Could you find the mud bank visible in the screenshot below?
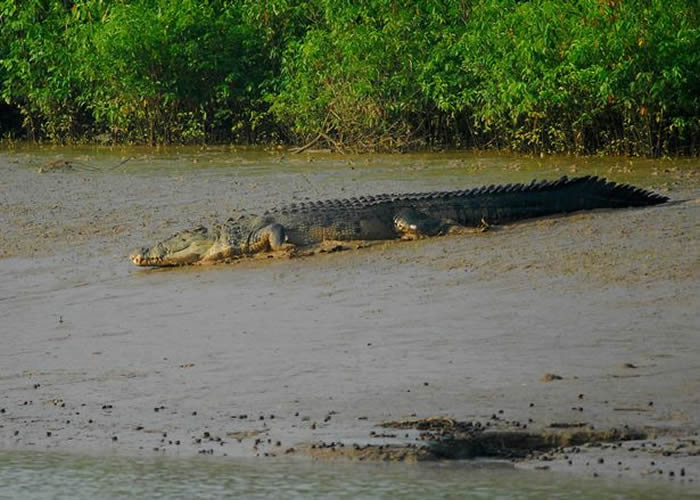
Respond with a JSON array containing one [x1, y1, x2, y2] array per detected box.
[[298, 416, 699, 483], [1, 147, 699, 487]]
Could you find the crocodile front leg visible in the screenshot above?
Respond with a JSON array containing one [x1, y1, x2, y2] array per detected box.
[[393, 208, 448, 239], [246, 223, 296, 253]]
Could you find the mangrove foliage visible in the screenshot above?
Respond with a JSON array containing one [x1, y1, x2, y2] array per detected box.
[[1, 0, 698, 155]]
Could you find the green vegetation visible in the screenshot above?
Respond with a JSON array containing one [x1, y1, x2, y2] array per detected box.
[[1, 0, 698, 155]]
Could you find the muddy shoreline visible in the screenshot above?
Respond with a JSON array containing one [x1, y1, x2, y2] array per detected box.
[[1, 147, 699, 486]]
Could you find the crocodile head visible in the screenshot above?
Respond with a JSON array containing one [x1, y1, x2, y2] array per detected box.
[[130, 226, 222, 266]]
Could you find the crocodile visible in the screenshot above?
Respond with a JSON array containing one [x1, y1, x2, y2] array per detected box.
[[130, 175, 668, 267]]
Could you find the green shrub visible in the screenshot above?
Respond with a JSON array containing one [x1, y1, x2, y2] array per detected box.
[[84, 0, 268, 144], [270, 1, 461, 151], [0, 0, 90, 141], [425, 0, 700, 154], [0, 0, 697, 153]]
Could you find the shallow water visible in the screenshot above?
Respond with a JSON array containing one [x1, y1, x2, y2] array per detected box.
[[1, 146, 699, 492], [0, 450, 695, 499]]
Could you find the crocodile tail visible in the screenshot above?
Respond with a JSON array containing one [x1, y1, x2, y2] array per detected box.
[[560, 175, 669, 208], [431, 175, 669, 226]]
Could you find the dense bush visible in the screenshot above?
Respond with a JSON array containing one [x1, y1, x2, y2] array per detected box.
[[0, 0, 88, 140], [270, 2, 447, 151], [86, 0, 270, 144], [0, 0, 270, 143], [430, 0, 700, 155], [1, 0, 698, 154]]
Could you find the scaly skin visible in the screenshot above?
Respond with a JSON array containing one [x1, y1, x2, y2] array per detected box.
[[130, 176, 669, 267]]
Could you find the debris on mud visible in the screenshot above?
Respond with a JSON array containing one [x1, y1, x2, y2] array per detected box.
[[540, 373, 564, 382], [37, 160, 78, 173], [383, 417, 648, 460], [226, 429, 267, 441], [297, 416, 650, 463]]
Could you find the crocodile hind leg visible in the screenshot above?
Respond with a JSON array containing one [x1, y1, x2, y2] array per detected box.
[[247, 223, 296, 253], [393, 208, 448, 240], [445, 217, 490, 235]]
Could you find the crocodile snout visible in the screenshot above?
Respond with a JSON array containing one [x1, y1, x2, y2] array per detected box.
[[130, 248, 158, 266]]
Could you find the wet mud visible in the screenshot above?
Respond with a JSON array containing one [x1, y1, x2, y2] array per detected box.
[[0, 146, 699, 485]]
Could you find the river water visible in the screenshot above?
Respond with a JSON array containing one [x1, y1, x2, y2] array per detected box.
[[0, 450, 694, 499], [1, 146, 698, 497]]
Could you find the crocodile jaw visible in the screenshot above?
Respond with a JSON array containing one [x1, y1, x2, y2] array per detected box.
[[130, 226, 219, 267]]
